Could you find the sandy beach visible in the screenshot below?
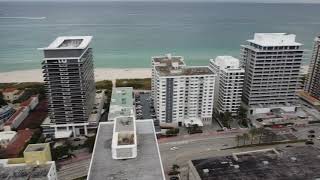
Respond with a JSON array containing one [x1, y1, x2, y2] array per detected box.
[[0, 65, 309, 83], [0, 68, 151, 83]]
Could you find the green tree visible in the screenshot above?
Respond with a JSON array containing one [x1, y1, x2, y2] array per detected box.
[[84, 136, 96, 153], [256, 127, 265, 144], [235, 135, 242, 146], [249, 128, 258, 144], [222, 111, 232, 128], [237, 106, 248, 127], [242, 133, 250, 145], [0, 92, 7, 107]]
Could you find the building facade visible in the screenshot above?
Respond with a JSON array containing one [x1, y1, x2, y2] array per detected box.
[[305, 35, 320, 100], [0, 105, 15, 126], [152, 54, 215, 126], [209, 56, 244, 115], [241, 33, 304, 112], [40, 36, 96, 138]]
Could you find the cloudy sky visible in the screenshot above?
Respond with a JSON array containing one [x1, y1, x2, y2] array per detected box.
[[0, 0, 319, 2]]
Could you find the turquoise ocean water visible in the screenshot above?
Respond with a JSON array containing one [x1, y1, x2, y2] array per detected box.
[[0, 1, 320, 72]]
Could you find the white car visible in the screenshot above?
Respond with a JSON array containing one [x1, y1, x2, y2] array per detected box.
[[170, 146, 179, 151], [316, 136, 320, 140]]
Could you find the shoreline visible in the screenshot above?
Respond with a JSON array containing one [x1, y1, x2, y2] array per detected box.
[[0, 65, 309, 83], [0, 68, 151, 83]]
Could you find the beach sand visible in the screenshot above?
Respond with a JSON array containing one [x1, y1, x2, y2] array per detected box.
[[0, 65, 309, 83], [0, 68, 151, 83]]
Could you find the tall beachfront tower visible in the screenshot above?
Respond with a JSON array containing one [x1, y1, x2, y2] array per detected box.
[[40, 36, 96, 137], [241, 33, 305, 112], [305, 36, 320, 100], [151, 54, 215, 126], [209, 56, 244, 115]]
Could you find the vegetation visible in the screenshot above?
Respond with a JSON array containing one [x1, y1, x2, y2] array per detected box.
[[28, 129, 45, 144], [51, 141, 75, 161], [95, 80, 113, 121], [237, 106, 248, 127], [0, 92, 7, 107], [220, 111, 232, 128], [116, 78, 151, 90], [83, 135, 96, 153], [96, 80, 112, 90], [235, 127, 268, 147], [187, 124, 203, 134], [168, 164, 180, 176], [166, 128, 180, 136], [0, 82, 46, 102]]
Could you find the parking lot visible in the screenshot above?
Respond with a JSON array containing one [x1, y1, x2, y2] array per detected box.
[[134, 91, 157, 121]]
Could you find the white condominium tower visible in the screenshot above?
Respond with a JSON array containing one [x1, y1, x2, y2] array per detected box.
[[305, 35, 320, 100], [151, 54, 215, 126], [241, 33, 304, 109], [40, 36, 96, 137], [209, 56, 244, 115]]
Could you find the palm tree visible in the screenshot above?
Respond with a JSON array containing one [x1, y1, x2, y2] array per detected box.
[[242, 133, 250, 145], [256, 127, 264, 144], [249, 128, 258, 144], [235, 135, 242, 146]]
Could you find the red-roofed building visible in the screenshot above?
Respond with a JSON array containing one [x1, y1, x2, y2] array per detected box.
[[20, 95, 39, 110], [0, 129, 33, 158], [2, 88, 24, 102], [4, 106, 30, 130]]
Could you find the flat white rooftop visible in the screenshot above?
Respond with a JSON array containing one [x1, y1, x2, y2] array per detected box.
[[212, 56, 241, 70], [88, 120, 165, 180], [40, 36, 92, 50], [247, 33, 302, 46]]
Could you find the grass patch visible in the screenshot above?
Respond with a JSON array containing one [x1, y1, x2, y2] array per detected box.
[[116, 78, 151, 90]]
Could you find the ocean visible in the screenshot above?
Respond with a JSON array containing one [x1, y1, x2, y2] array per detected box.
[[0, 1, 320, 72]]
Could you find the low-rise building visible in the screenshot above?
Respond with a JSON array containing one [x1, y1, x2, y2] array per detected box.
[[4, 106, 30, 130], [2, 88, 24, 102], [108, 87, 134, 122], [0, 143, 57, 180], [3, 95, 39, 131], [0, 131, 16, 148], [0, 105, 15, 126], [189, 146, 320, 180]]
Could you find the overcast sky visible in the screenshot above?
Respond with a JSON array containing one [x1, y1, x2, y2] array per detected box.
[[0, 0, 319, 2]]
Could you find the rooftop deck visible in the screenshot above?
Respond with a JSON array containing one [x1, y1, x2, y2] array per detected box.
[[39, 36, 92, 50], [156, 66, 214, 76]]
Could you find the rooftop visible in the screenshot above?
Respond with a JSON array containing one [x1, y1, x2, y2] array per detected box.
[[88, 120, 165, 180], [156, 66, 214, 76], [108, 87, 134, 121], [247, 33, 302, 46], [211, 56, 242, 70], [40, 36, 92, 50], [2, 88, 17, 93], [0, 159, 53, 180], [24, 143, 48, 152], [190, 146, 320, 180], [152, 54, 185, 66], [114, 116, 135, 132]]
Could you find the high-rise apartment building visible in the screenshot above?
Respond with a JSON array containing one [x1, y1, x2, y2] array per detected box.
[[40, 36, 96, 137], [305, 36, 320, 100], [241, 33, 304, 111], [209, 56, 244, 115], [151, 54, 215, 126]]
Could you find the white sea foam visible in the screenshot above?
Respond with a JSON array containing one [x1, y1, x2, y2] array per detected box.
[[0, 17, 46, 20]]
